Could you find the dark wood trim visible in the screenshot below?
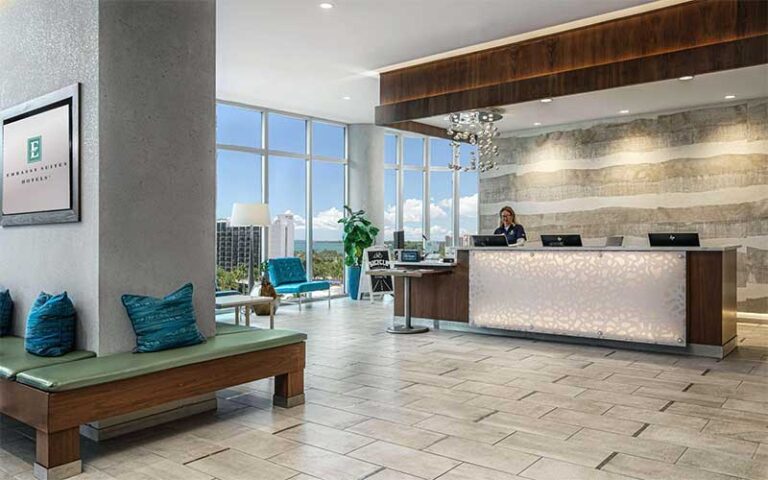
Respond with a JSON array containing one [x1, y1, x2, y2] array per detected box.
[[0, 341, 306, 472], [686, 251, 738, 346], [36, 428, 79, 469], [46, 342, 305, 432], [377, 35, 767, 125], [0, 377, 50, 430], [376, 0, 768, 126], [388, 121, 455, 139], [721, 249, 738, 345], [394, 250, 470, 322]]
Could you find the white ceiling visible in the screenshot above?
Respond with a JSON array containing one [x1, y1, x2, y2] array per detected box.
[[420, 65, 768, 134], [216, 0, 657, 124]]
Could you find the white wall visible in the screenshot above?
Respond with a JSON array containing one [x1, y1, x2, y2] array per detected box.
[[0, 0, 216, 354], [0, 0, 101, 350]]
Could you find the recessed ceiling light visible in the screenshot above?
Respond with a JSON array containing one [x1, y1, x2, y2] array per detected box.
[[319, 2, 334, 9], [678, 75, 694, 81], [533, 122, 542, 126], [724, 94, 736, 99], [342, 96, 351, 100], [619, 109, 630, 114], [540, 98, 553, 103]]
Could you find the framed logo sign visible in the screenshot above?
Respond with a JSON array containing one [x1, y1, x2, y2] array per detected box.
[[1, 83, 80, 226]]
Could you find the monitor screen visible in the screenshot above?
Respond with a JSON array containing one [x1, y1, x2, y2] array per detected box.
[[648, 233, 700, 247], [541, 234, 583, 247], [393, 230, 405, 250], [471, 235, 509, 247], [605, 235, 624, 247]]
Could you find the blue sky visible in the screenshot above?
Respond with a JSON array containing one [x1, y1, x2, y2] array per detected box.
[[217, 103, 478, 243]]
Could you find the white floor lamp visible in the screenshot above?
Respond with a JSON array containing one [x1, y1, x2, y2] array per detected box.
[[230, 203, 271, 294]]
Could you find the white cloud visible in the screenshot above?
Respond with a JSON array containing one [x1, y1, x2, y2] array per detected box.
[[403, 198, 422, 223], [313, 207, 344, 231], [459, 193, 478, 218], [430, 224, 450, 238]]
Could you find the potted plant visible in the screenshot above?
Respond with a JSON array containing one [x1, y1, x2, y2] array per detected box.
[[338, 206, 380, 299]]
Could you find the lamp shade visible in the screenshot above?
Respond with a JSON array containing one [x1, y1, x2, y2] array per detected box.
[[230, 203, 271, 227]]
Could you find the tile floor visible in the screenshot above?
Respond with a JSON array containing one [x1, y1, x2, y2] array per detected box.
[[1, 298, 768, 480]]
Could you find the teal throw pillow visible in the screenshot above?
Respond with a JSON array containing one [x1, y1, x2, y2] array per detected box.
[[25, 292, 76, 357], [121, 283, 205, 353], [0, 289, 12, 336]]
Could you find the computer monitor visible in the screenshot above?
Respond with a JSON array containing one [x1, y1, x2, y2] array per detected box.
[[471, 235, 509, 247], [605, 235, 624, 247], [648, 233, 700, 247], [541, 234, 583, 247], [393, 230, 405, 250]]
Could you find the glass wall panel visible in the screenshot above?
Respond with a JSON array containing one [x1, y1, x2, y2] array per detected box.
[[429, 138, 452, 168], [384, 169, 398, 243], [403, 136, 424, 166], [384, 134, 398, 165], [429, 171, 453, 250], [268, 113, 306, 153], [402, 170, 423, 244], [269, 156, 307, 267], [216, 104, 262, 148], [312, 122, 345, 158], [216, 150, 262, 220], [312, 162, 345, 290], [459, 170, 479, 237]]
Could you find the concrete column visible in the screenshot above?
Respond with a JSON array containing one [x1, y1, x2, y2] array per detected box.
[[348, 124, 385, 241], [97, 0, 216, 353]]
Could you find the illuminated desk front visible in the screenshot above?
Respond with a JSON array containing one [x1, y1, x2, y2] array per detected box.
[[393, 246, 738, 357]]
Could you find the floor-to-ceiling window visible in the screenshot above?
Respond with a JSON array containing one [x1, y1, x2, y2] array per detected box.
[[384, 131, 479, 250], [216, 102, 348, 295]]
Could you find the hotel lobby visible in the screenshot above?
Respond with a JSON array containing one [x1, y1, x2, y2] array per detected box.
[[1, 1, 767, 479]]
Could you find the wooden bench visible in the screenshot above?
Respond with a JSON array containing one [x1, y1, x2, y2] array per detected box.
[[0, 328, 306, 480]]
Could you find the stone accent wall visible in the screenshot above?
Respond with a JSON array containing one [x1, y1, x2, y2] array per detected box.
[[480, 100, 768, 313]]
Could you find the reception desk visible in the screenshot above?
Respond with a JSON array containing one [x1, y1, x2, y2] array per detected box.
[[393, 246, 738, 357]]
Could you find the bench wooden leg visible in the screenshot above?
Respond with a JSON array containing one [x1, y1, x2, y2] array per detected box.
[[273, 370, 304, 408], [34, 428, 81, 480]]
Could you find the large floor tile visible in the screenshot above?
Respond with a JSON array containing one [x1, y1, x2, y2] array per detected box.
[[567, 428, 685, 463], [542, 408, 644, 436], [346, 419, 445, 450], [414, 415, 512, 444], [221, 429, 300, 458], [437, 462, 528, 480], [639, 424, 759, 458], [277, 423, 374, 454], [602, 453, 737, 480], [520, 458, 637, 480], [270, 444, 380, 480], [480, 411, 580, 440], [405, 397, 495, 421], [349, 441, 460, 479], [425, 437, 539, 474], [187, 449, 296, 480], [497, 432, 612, 467], [602, 404, 708, 430], [677, 447, 768, 480]]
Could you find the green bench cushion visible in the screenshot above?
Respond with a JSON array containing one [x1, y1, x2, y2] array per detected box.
[[16, 329, 306, 392], [0, 336, 95, 380], [215, 321, 260, 336]]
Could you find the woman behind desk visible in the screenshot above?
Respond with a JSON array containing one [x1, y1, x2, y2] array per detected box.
[[494, 206, 526, 244]]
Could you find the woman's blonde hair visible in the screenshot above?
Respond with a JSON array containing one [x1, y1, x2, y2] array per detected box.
[[499, 206, 516, 228]]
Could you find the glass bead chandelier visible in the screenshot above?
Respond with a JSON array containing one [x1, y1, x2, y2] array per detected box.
[[446, 110, 502, 172]]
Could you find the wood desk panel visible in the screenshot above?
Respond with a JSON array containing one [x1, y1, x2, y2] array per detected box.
[[394, 250, 469, 323]]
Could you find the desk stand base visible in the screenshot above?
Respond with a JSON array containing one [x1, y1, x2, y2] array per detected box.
[[387, 325, 429, 334]]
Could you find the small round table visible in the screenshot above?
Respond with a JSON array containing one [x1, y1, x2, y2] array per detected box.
[[367, 268, 450, 334]]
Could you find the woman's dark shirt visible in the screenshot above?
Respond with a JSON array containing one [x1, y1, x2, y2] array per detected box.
[[494, 224, 526, 244]]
